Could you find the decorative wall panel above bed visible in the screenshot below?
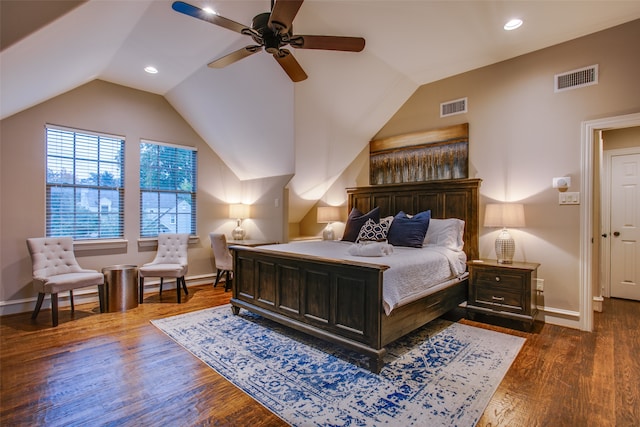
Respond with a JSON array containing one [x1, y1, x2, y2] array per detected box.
[[369, 123, 469, 185]]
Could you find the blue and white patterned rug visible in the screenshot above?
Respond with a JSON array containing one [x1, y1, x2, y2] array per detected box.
[[151, 305, 524, 427]]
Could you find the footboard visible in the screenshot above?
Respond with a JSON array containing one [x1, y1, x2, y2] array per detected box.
[[230, 246, 389, 372]]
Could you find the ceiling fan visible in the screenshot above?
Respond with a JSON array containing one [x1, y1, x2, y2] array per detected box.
[[171, 0, 365, 82]]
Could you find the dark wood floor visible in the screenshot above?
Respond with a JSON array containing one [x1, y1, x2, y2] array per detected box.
[[1, 284, 638, 426]]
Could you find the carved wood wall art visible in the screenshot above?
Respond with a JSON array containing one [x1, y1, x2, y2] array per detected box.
[[369, 123, 469, 185]]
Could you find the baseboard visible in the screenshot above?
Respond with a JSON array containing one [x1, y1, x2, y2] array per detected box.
[[0, 274, 215, 317], [536, 305, 581, 329]]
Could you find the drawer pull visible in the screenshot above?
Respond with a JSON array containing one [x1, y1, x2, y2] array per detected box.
[[495, 276, 501, 282], [492, 296, 505, 302]]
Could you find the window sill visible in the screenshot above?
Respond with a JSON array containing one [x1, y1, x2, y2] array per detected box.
[[74, 239, 128, 251], [137, 235, 200, 248]]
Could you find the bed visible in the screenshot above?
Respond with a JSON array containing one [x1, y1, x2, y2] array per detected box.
[[230, 178, 481, 373]]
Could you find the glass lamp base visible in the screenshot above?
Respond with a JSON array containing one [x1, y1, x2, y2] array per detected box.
[[322, 224, 335, 241], [232, 226, 245, 240], [495, 228, 515, 264]]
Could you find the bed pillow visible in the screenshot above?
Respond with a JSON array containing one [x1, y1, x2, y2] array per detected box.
[[341, 207, 380, 242], [424, 218, 465, 251], [356, 216, 393, 242], [387, 210, 431, 248]]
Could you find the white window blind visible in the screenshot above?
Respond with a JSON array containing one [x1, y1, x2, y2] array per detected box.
[[46, 125, 125, 239], [139, 140, 197, 237]]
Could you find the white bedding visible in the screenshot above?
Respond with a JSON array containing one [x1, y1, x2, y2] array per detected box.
[[254, 240, 467, 315]]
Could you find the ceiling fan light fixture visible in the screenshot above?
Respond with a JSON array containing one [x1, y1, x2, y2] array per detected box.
[[504, 18, 523, 31], [144, 66, 158, 74]]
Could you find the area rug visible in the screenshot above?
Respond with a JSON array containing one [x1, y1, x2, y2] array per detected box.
[[151, 305, 525, 427]]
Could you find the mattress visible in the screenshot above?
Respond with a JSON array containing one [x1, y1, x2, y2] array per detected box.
[[253, 240, 468, 315]]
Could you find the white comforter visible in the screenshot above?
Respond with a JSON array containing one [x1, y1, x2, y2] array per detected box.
[[254, 240, 467, 315]]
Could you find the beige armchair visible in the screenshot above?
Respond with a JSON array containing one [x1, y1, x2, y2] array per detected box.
[[138, 233, 189, 303], [209, 233, 233, 291], [26, 237, 105, 327]]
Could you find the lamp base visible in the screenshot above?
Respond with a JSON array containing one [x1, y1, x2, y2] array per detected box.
[[232, 221, 245, 240], [495, 228, 515, 264], [322, 224, 335, 241]]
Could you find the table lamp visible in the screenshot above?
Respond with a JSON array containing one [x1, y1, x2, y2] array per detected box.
[[484, 203, 525, 264], [229, 203, 250, 240], [317, 206, 341, 240]]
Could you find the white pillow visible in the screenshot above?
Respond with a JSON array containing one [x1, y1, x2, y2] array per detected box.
[[424, 218, 465, 251]]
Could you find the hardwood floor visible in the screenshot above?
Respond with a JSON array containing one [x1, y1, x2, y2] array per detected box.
[[1, 285, 638, 426]]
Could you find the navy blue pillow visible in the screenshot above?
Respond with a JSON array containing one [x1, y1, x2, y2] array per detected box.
[[387, 210, 431, 248], [341, 207, 380, 242]]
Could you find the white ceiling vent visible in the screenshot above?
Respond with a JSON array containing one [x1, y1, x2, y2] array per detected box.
[[440, 97, 467, 117], [555, 64, 598, 92]]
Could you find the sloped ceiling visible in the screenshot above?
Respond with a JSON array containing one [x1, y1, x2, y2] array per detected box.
[[3, 0, 640, 222]]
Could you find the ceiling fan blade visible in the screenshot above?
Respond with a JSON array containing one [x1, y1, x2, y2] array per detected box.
[[268, 0, 304, 35], [208, 46, 262, 69], [273, 49, 307, 82], [172, 1, 248, 34], [290, 35, 365, 52]]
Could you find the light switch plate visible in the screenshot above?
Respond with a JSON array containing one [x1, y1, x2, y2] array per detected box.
[[559, 192, 580, 205]]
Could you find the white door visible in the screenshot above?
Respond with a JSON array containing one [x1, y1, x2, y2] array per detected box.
[[610, 153, 640, 300]]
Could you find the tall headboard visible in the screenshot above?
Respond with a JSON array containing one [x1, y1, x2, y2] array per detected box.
[[347, 178, 481, 261]]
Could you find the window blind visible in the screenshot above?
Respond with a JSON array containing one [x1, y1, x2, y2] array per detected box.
[[46, 125, 125, 239], [139, 140, 197, 237]]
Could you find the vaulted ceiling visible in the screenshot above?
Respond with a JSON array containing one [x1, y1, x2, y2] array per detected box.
[[3, 0, 640, 221]]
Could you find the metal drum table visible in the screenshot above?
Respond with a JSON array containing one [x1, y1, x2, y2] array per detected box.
[[102, 264, 139, 312]]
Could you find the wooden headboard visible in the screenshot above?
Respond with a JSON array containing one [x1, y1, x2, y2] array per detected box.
[[346, 178, 481, 261]]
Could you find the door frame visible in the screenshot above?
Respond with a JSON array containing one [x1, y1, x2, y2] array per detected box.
[[581, 112, 640, 331], [602, 147, 640, 298]]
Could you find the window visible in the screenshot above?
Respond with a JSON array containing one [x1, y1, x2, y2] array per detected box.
[[46, 125, 125, 239], [140, 140, 197, 237]]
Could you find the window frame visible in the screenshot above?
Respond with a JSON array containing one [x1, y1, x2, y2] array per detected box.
[[45, 124, 125, 241], [139, 139, 197, 238]]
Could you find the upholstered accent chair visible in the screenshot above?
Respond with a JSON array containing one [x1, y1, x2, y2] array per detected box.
[[26, 237, 105, 327], [209, 233, 233, 291], [138, 233, 189, 303]]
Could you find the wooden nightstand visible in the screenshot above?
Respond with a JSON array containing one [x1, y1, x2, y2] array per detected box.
[[466, 259, 540, 331]]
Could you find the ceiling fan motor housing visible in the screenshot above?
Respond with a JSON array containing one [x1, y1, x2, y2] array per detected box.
[[252, 12, 291, 54]]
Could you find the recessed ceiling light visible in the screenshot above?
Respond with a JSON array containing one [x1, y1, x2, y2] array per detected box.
[[203, 7, 216, 15], [504, 18, 523, 31], [144, 66, 158, 74]]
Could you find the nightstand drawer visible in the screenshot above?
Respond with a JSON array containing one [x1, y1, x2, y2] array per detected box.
[[475, 270, 524, 291], [473, 286, 524, 314]]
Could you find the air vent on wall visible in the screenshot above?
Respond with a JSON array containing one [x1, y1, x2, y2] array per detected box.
[[440, 97, 467, 117], [555, 64, 598, 92]]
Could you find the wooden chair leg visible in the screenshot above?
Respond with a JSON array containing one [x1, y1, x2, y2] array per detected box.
[[214, 269, 222, 287], [51, 293, 59, 327], [69, 290, 75, 312], [177, 278, 181, 304], [159, 278, 164, 296], [139, 277, 145, 304], [98, 284, 105, 313], [32, 292, 45, 319], [182, 277, 188, 295], [225, 270, 232, 292]]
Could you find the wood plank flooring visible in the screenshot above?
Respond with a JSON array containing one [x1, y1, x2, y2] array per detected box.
[[1, 284, 638, 426]]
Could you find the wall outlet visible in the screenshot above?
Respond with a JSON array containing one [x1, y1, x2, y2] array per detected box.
[[559, 192, 580, 205], [535, 278, 544, 292]]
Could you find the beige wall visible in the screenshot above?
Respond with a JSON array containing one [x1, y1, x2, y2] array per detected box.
[[0, 80, 287, 313], [302, 19, 640, 324]]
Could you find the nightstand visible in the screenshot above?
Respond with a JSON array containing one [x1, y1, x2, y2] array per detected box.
[[466, 259, 540, 331]]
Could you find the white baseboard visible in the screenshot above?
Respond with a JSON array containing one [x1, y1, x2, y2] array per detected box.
[[537, 305, 581, 329], [0, 274, 215, 317]]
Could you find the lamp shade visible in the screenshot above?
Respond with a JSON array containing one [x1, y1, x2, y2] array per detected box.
[[229, 203, 250, 219], [484, 203, 525, 228], [317, 206, 341, 223]]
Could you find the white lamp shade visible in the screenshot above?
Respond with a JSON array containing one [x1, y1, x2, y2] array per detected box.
[[229, 203, 250, 219], [317, 206, 341, 223], [484, 203, 525, 228]]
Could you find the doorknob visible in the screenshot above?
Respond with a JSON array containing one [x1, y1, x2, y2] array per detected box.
[[613, 231, 621, 237]]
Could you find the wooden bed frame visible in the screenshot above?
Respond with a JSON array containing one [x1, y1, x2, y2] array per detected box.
[[230, 178, 481, 373]]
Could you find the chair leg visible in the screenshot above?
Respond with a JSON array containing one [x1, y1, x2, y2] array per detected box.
[[98, 284, 105, 313], [225, 270, 232, 292], [177, 278, 181, 304], [32, 292, 45, 320], [182, 277, 188, 295], [69, 290, 75, 312], [159, 278, 164, 296], [139, 277, 145, 304], [51, 293, 59, 327], [214, 269, 223, 287]]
